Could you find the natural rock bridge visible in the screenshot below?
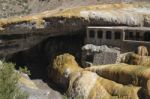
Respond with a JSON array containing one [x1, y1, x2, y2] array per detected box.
[[1, 2, 150, 59], [0, 17, 88, 58]]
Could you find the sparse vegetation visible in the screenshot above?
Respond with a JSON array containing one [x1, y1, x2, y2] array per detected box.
[[19, 66, 31, 76], [0, 62, 28, 99]]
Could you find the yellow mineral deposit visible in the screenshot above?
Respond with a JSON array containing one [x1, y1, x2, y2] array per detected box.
[[119, 52, 150, 66], [52, 53, 145, 99]]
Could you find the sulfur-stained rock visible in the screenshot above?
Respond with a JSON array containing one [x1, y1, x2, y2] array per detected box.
[[118, 52, 150, 66], [68, 70, 141, 99], [50, 53, 143, 99], [67, 71, 111, 99], [86, 63, 150, 98], [136, 46, 149, 56], [48, 53, 82, 90]]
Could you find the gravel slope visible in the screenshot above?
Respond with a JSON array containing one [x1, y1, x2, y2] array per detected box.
[[0, 0, 149, 18]]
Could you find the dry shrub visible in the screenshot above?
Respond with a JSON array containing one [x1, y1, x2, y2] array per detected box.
[[0, 62, 28, 99]]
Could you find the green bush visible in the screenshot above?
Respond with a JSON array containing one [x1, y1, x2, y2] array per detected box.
[[19, 66, 31, 76], [0, 62, 28, 99]]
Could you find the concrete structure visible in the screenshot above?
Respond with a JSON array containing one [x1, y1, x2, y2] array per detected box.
[[93, 52, 118, 65], [81, 44, 120, 67], [85, 26, 150, 53]]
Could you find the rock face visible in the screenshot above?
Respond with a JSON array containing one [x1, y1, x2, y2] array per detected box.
[[50, 53, 145, 99], [49, 53, 82, 90], [82, 44, 120, 53], [136, 46, 149, 56], [118, 52, 150, 66], [19, 73, 62, 99], [86, 63, 150, 98], [68, 71, 141, 99], [0, 17, 86, 59]]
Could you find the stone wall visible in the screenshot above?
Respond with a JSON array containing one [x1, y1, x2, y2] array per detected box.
[[85, 27, 150, 53], [93, 52, 118, 65], [81, 44, 120, 67]]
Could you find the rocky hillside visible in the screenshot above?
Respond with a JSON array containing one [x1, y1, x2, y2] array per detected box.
[[27, 0, 150, 14], [0, 0, 150, 18], [1, 3, 150, 59], [0, 0, 30, 18]]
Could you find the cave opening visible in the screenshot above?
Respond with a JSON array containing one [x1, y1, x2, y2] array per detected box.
[[5, 30, 85, 92]]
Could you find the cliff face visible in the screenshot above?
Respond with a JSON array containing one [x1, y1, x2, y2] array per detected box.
[[0, 17, 87, 58]]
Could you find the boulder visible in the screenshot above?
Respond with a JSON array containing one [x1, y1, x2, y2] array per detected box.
[[82, 44, 120, 53], [48, 53, 82, 90], [118, 52, 150, 66], [136, 46, 149, 56], [68, 70, 141, 99], [19, 73, 62, 99], [81, 44, 120, 67]]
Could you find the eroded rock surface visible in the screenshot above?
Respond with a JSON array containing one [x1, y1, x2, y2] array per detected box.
[[50, 53, 144, 99], [118, 52, 150, 66], [19, 73, 62, 99], [82, 44, 120, 66]]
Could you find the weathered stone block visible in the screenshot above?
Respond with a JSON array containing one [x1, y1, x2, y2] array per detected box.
[[93, 51, 118, 65]]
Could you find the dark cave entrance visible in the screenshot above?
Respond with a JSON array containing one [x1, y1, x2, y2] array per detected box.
[[6, 31, 85, 83], [144, 32, 150, 41]]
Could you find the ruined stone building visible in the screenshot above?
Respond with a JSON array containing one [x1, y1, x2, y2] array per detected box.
[[82, 26, 150, 66], [85, 26, 150, 52]]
